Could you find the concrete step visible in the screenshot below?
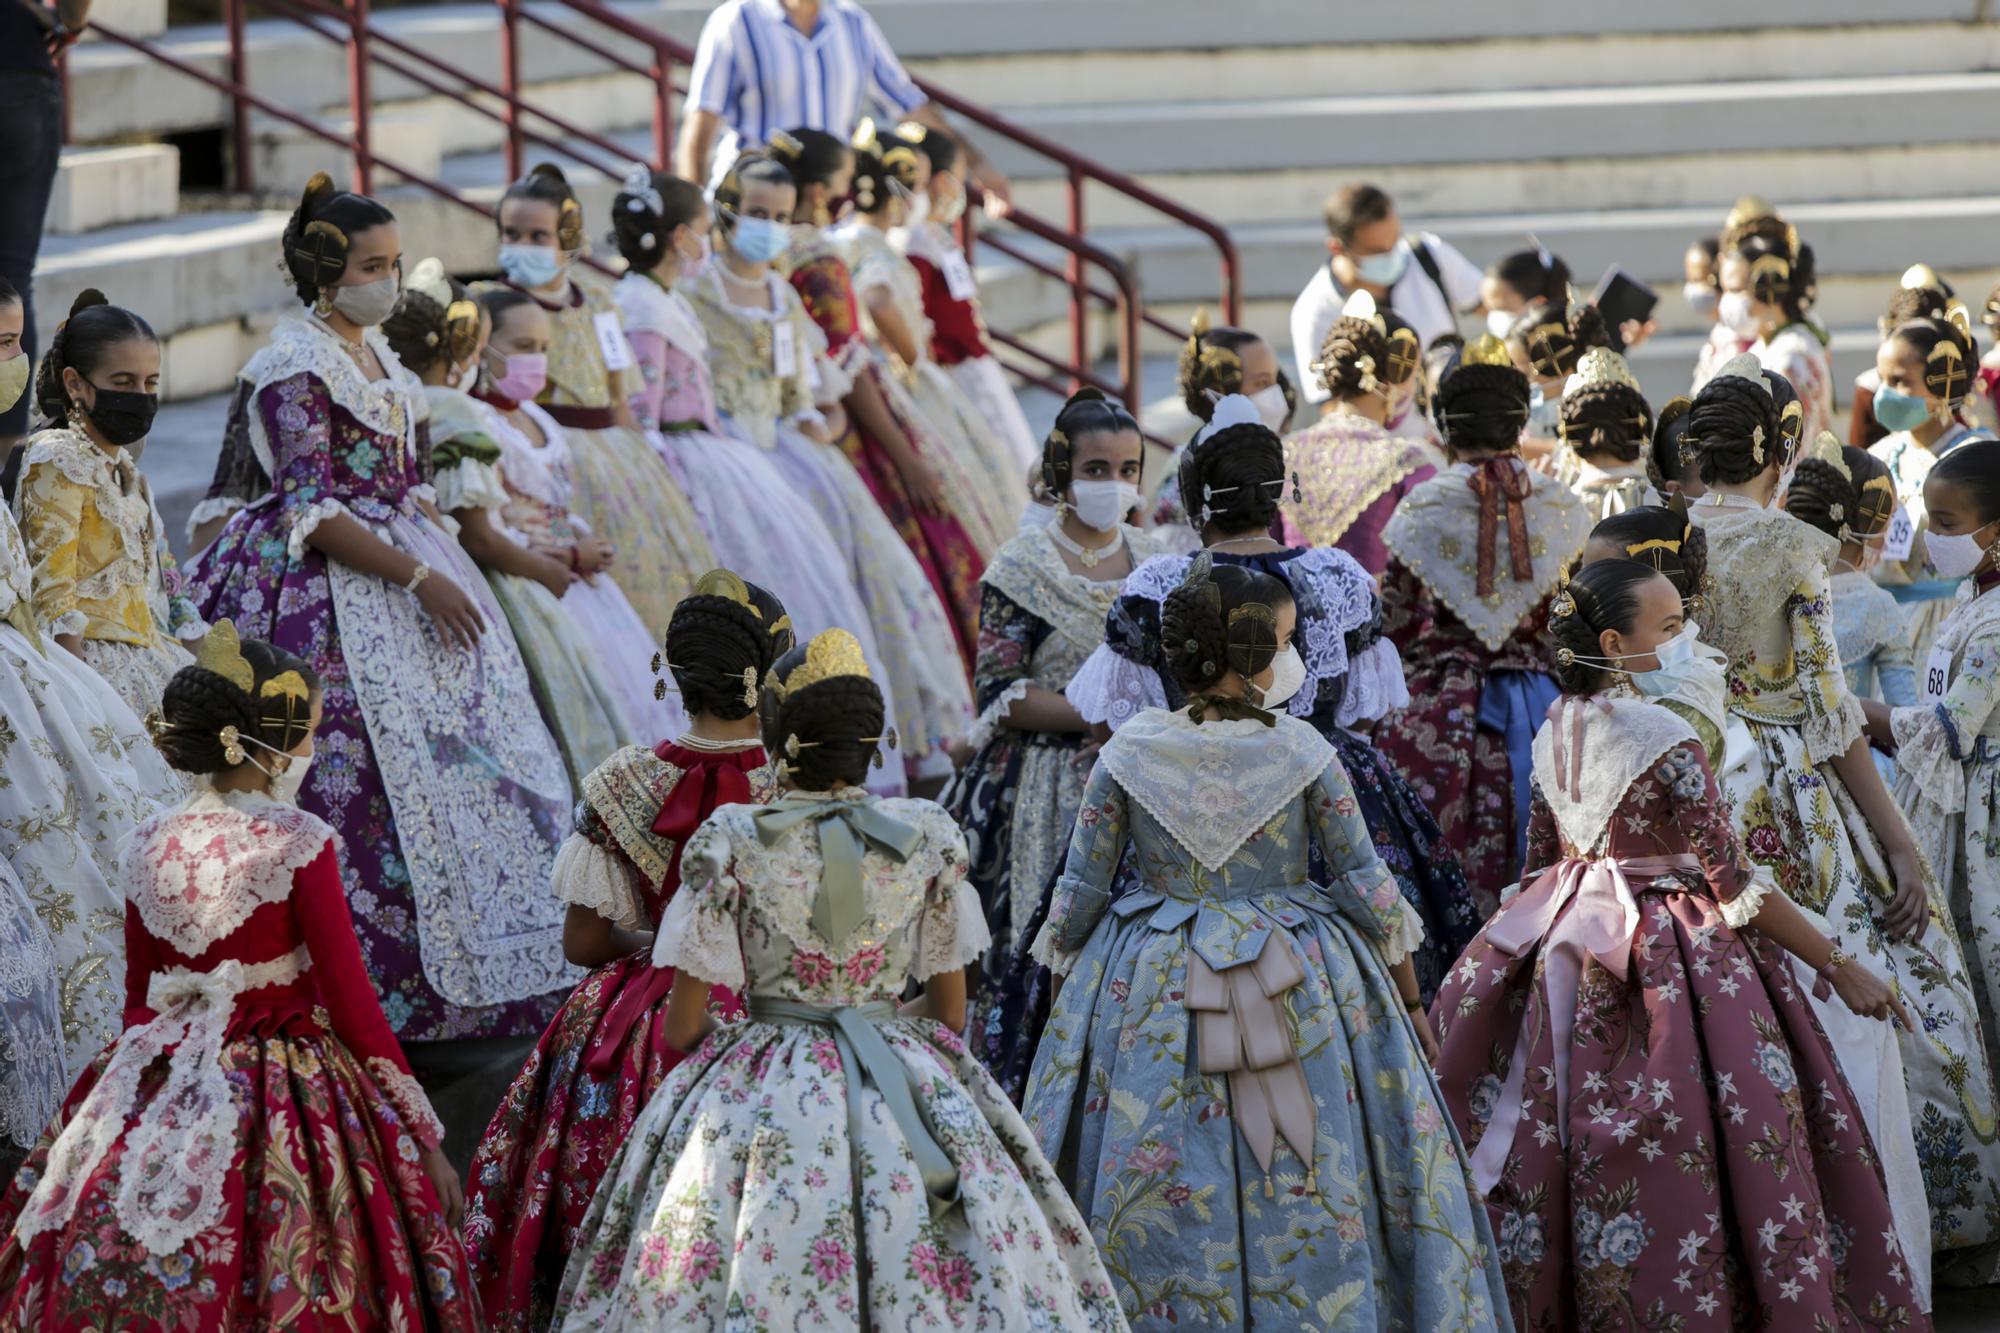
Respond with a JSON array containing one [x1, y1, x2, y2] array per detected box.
[[79, 0, 165, 42], [45, 145, 180, 236]]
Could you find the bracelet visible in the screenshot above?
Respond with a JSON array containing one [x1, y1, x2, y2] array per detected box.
[[1818, 945, 1851, 978], [404, 562, 431, 593], [1402, 996, 1423, 1012]]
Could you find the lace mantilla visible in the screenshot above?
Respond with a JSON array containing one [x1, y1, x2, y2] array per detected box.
[[1285, 413, 1436, 546], [18, 945, 310, 1257], [365, 1056, 446, 1150], [982, 525, 1158, 663], [613, 272, 711, 362], [1096, 711, 1335, 872], [1534, 694, 1699, 857], [240, 315, 422, 478], [1383, 463, 1591, 651], [124, 789, 335, 958], [17, 430, 157, 605], [1688, 502, 1840, 671], [579, 745, 688, 889]]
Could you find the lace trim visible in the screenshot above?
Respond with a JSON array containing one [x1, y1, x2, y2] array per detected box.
[[982, 525, 1157, 662], [1098, 712, 1336, 872], [968, 678, 1030, 750], [184, 495, 246, 540], [47, 609, 88, 637], [432, 458, 509, 515], [613, 273, 710, 361], [655, 819, 747, 990], [19, 431, 158, 604], [1065, 643, 1168, 731], [241, 316, 421, 477], [365, 1056, 446, 1150], [579, 745, 683, 890], [1028, 907, 1082, 978], [1801, 692, 1865, 768], [19, 946, 310, 1256], [912, 859, 988, 982], [1282, 546, 1372, 717], [1374, 882, 1425, 967], [1531, 696, 1699, 858], [287, 497, 352, 559], [1717, 871, 1771, 930], [1337, 636, 1408, 727], [1687, 504, 1841, 676], [1285, 414, 1432, 547], [125, 790, 335, 957], [553, 834, 647, 932]]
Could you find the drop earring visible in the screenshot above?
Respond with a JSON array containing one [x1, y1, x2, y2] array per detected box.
[[313, 289, 335, 318]]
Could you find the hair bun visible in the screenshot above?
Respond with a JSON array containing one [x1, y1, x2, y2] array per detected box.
[[299, 170, 336, 216], [67, 289, 109, 320], [530, 162, 570, 187]]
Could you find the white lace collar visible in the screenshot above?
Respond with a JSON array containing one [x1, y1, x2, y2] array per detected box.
[[614, 272, 710, 361], [700, 263, 789, 323], [124, 786, 334, 957], [238, 315, 422, 475], [1097, 710, 1334, 872], [981, 524, 1156, 654], [1532, 693, 1696, 856]]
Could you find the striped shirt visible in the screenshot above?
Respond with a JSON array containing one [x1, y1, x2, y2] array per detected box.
[[689, 0, 927, 165]]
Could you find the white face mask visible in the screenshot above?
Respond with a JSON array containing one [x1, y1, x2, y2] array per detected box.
[[1248, 384, 1290, 433], [1485, 308, 1518, 339], [1926, 525, 1998, 579], [904, 190, 931, 228], [1067, 478, 1140, 532], [269, 742, 314, 805], [1683, 282, 1719, 317], [331, 274, 401, 327], [1716, 290, 1760, 337], [1255, 644, 1306, 710]]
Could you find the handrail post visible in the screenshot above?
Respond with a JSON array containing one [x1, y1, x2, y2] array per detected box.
[[347, 0, 372, 193], [498, 0, 522, 180], [652, 50, 672, 169], [1065, 166, 1085, 394], [1117, 282, 1139, 419], [226, 0, 252, 193]]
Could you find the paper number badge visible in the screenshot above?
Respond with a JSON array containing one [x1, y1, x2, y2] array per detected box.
[[593, 311, 635, 371], [1881, 506, 1917, 562]]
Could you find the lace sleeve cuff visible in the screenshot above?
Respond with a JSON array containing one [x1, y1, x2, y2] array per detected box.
[[287, 497, 352, 559], [365, 1057, 446, 1151], [653, 869, 746, 991], [552, 835, 647, 932], [1028, 913, 1084, 978], [1065, 644, 1168, 731], [430, 459, 509, 515], [1335, 863, 1424, 965], [185, 495, 245, 540], [1717, 869, 1773, 930], [1889, 701, 1969, 812], [967, 677, 1031, 750], [1336, 636, 1409, 728], [1800, 690, 1865, 767], [913, 880, 991, 982], [48, 609, 88, 637]]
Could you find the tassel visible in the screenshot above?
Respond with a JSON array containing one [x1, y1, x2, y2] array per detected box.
[[1263, 1173, 1275, 1199]]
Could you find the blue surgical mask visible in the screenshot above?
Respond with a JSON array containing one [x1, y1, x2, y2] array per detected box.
[[1352, 240, 1409, 288], [1630, 623, 1700, 698], [497, 242, 563, 289], [727, 213, 791, 264], [1872, 385, 1934, 433]]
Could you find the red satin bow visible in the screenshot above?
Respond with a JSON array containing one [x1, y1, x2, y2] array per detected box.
[[1468, 456, 1534, 597]]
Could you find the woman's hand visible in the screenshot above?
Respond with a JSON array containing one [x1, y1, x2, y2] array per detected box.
[[1618, 317, 1660, 351], [416, 572, 487, 650], [1829, 955, 1915, 1031], [898, 453, 948, 518], [1858, 696, 1897, 753], [1407, 1003, 1440, 1064], [574, 535, 615, 575], [1879, 846, 1931, 942], [530, 551, 573, 600], [419, 1143, 464, 1230]]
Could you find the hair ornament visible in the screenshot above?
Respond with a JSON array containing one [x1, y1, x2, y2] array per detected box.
[[1193, 392, 1266, 447], [219, 725, 247, 767], [556, 197, 586, 253], [741, 666, 759, 710], [290, 219, 349, 294], [196, 620, 257, 695], [1807, 429, 1849, 480], [1554, 646, 1576, 667], [620, 161, 663, 216], [1461, 333, 1513, 368], [1383, 327, 1421, 384], [692, 567, 759, 616], [767, 627, 872, 702], [1562, 347, 1642, 402], [769, 612, 794, 640], [1339, 288, 1387, 335], [142, 709, 170, 749], [1713, 352, 1771, 394], [1944, 300, 1975, 342], [1901, 262, 1942, 292], [1750, 424, 1766, 465]]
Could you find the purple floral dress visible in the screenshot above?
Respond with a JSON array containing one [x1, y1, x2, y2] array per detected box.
[[189, 316, 576, 1041]]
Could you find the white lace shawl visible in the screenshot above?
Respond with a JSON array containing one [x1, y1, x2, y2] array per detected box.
[[1382, 461, 1591, 651], [1096, 711, 1335, 872], [239, 315, 425, 480], [474, 397, 574, 514], [1533, 694, 1699, 858], [123, 788, 335, 957], [614, 272, 711, 362]]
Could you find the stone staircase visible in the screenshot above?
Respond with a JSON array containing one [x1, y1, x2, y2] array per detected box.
[[37, 0, 2000, 535]]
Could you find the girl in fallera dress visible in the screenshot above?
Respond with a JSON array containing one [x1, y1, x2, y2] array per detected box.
[[190, 173, 576, 1045], [1713, 213, 1836, 449], [1374, 334, 1591, 917], [385, 259, 634, 786], [1850, 269, 1961, 450], [773, 127, 1004, 631], [835, 119, 1028, 538], [1506, 300, 1609, 468], [942, 390, 1160, 972], [1644, 393, 1705, 501], [0, 626, 479, 1330], [1557, 347, 1653, 521], [687, 150, 972, 787], [1684, 358, 2000, 1282], [1430, 559, 1932, 1331], [607, 165, 886, 694], [479, 162, 716, 638], [1150, 311, 1296, 554], [465, 571, 793, 1333], [552, 628, 1127, 1332], [1284, 291, 1439, 574], [1024, 558, 1509, 1332], [14, 292, 199, 716], [892, 121, 1040, 471], [467, 285, 682, 746]]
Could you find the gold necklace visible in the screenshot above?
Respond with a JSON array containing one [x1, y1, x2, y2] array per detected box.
[[1047, 522, 1122, 569]]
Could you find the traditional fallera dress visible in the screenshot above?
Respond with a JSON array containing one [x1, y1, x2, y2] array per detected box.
[[893, 216, 1039, 471], [1024, 710, 1509, 1332], [1067, 546, 1480, 1001], [789, 225, 998, 644], [476, 274, 717, 638], [692, 264, 972, 781], [1870, 421, 1994, 657], [1690, 492, 2000, 1272], [428, 383, 632, 786], [189, 314, 577, 1041], [1283, 410, 1442, 576], [1376, 457, 1591, 916], [1755, 322, 1837, 450], [0, 505, 181, 1128], [837, 218, 1028, 538], [551, 788, 1128, 1332], [13, 427, 198, 715], [1432, 691, 1932, 1328], [942, 523, 1159, 963], [1565, 454, 1651, 523], [469, 389, 682, 744], [466, 738, 773, 1333], [0, 787, 479, 1330]]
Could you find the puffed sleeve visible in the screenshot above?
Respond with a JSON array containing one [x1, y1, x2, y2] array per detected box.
[[257, 372, 350, 559], [966, 584, 1051, 748], [292, 841, 445, 1150], [1305, 762, 1423, 964], [427, 405, 509, 516], [1067, 590, 1174, 731], [653, 818, 746, 991], [1789, 566, 1866, 765], [551, 829, 648, 932], [911, 812, 989, 982], [1030, 763, 1129, 975], [1652, 740, 1769, 928], [16, 455, 88, 637], [1891, 627, 2000, 815]]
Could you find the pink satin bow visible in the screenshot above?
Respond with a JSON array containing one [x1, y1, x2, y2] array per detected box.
[[1186, 932, 1316, 1195]]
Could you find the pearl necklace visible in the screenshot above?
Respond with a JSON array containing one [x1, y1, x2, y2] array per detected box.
[[1047, 522, 1123, 569]]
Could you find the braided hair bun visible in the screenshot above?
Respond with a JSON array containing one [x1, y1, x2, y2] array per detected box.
[[610, 167, 707, 273], [153, 634, 321, 775], [1509, 303, 1609, 381], [1160, 558, 1289, 696], [280, 170, 394, 306], [1178, 316, 1261, 419], [1548, 558, 1665, 696], [381, 261, 481, 376], [1649, 395, 1694, 492], [1316, 316, 1389, 401], [501, 163, 586, 251], [1588, 505, 1707, 607], [1687, 371, 1780, 485], [1435, 360, 1531, 456], [1560, 380, 1653, 464], [1891, 315, 1977, 410], [1178, 419, 1287, 535], [661, 573, 792, 721], [761, 650, 887, 791], [1785, 443, 1897, 544]]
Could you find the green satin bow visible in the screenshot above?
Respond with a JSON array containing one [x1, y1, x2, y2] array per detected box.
[[752, 794, 922, 950]]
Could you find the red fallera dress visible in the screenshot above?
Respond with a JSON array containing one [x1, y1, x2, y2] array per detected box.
[[0, 788, 477, 1331], [462, 739, 772, 1332]]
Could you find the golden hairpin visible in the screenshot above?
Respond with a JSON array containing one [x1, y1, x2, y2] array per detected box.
[[1554, 646, 1576, 667], [219, 725, 247, 766], [767, 628, 872, 702], [196, 620, 256, 695], [692, 568, 759, 616], [768, 612, 794, 640]]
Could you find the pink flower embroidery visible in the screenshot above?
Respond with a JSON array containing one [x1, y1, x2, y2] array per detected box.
[[792, 951, 835, 989], [1127, 1139, 1178, 1175], [911, 1243, 973, 1302], [635, 1235, 674, 1283], [809, 1037, 842, 1077], [680, 1237, 722, 1286], [844, 944, 885, 986], [809, 1236, 853, 1284]]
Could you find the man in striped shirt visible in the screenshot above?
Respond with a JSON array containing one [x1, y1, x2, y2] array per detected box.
[[676, 0, 1011, 212]]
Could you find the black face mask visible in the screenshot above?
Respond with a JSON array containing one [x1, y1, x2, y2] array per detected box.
[[78, 386, 159, 447]]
